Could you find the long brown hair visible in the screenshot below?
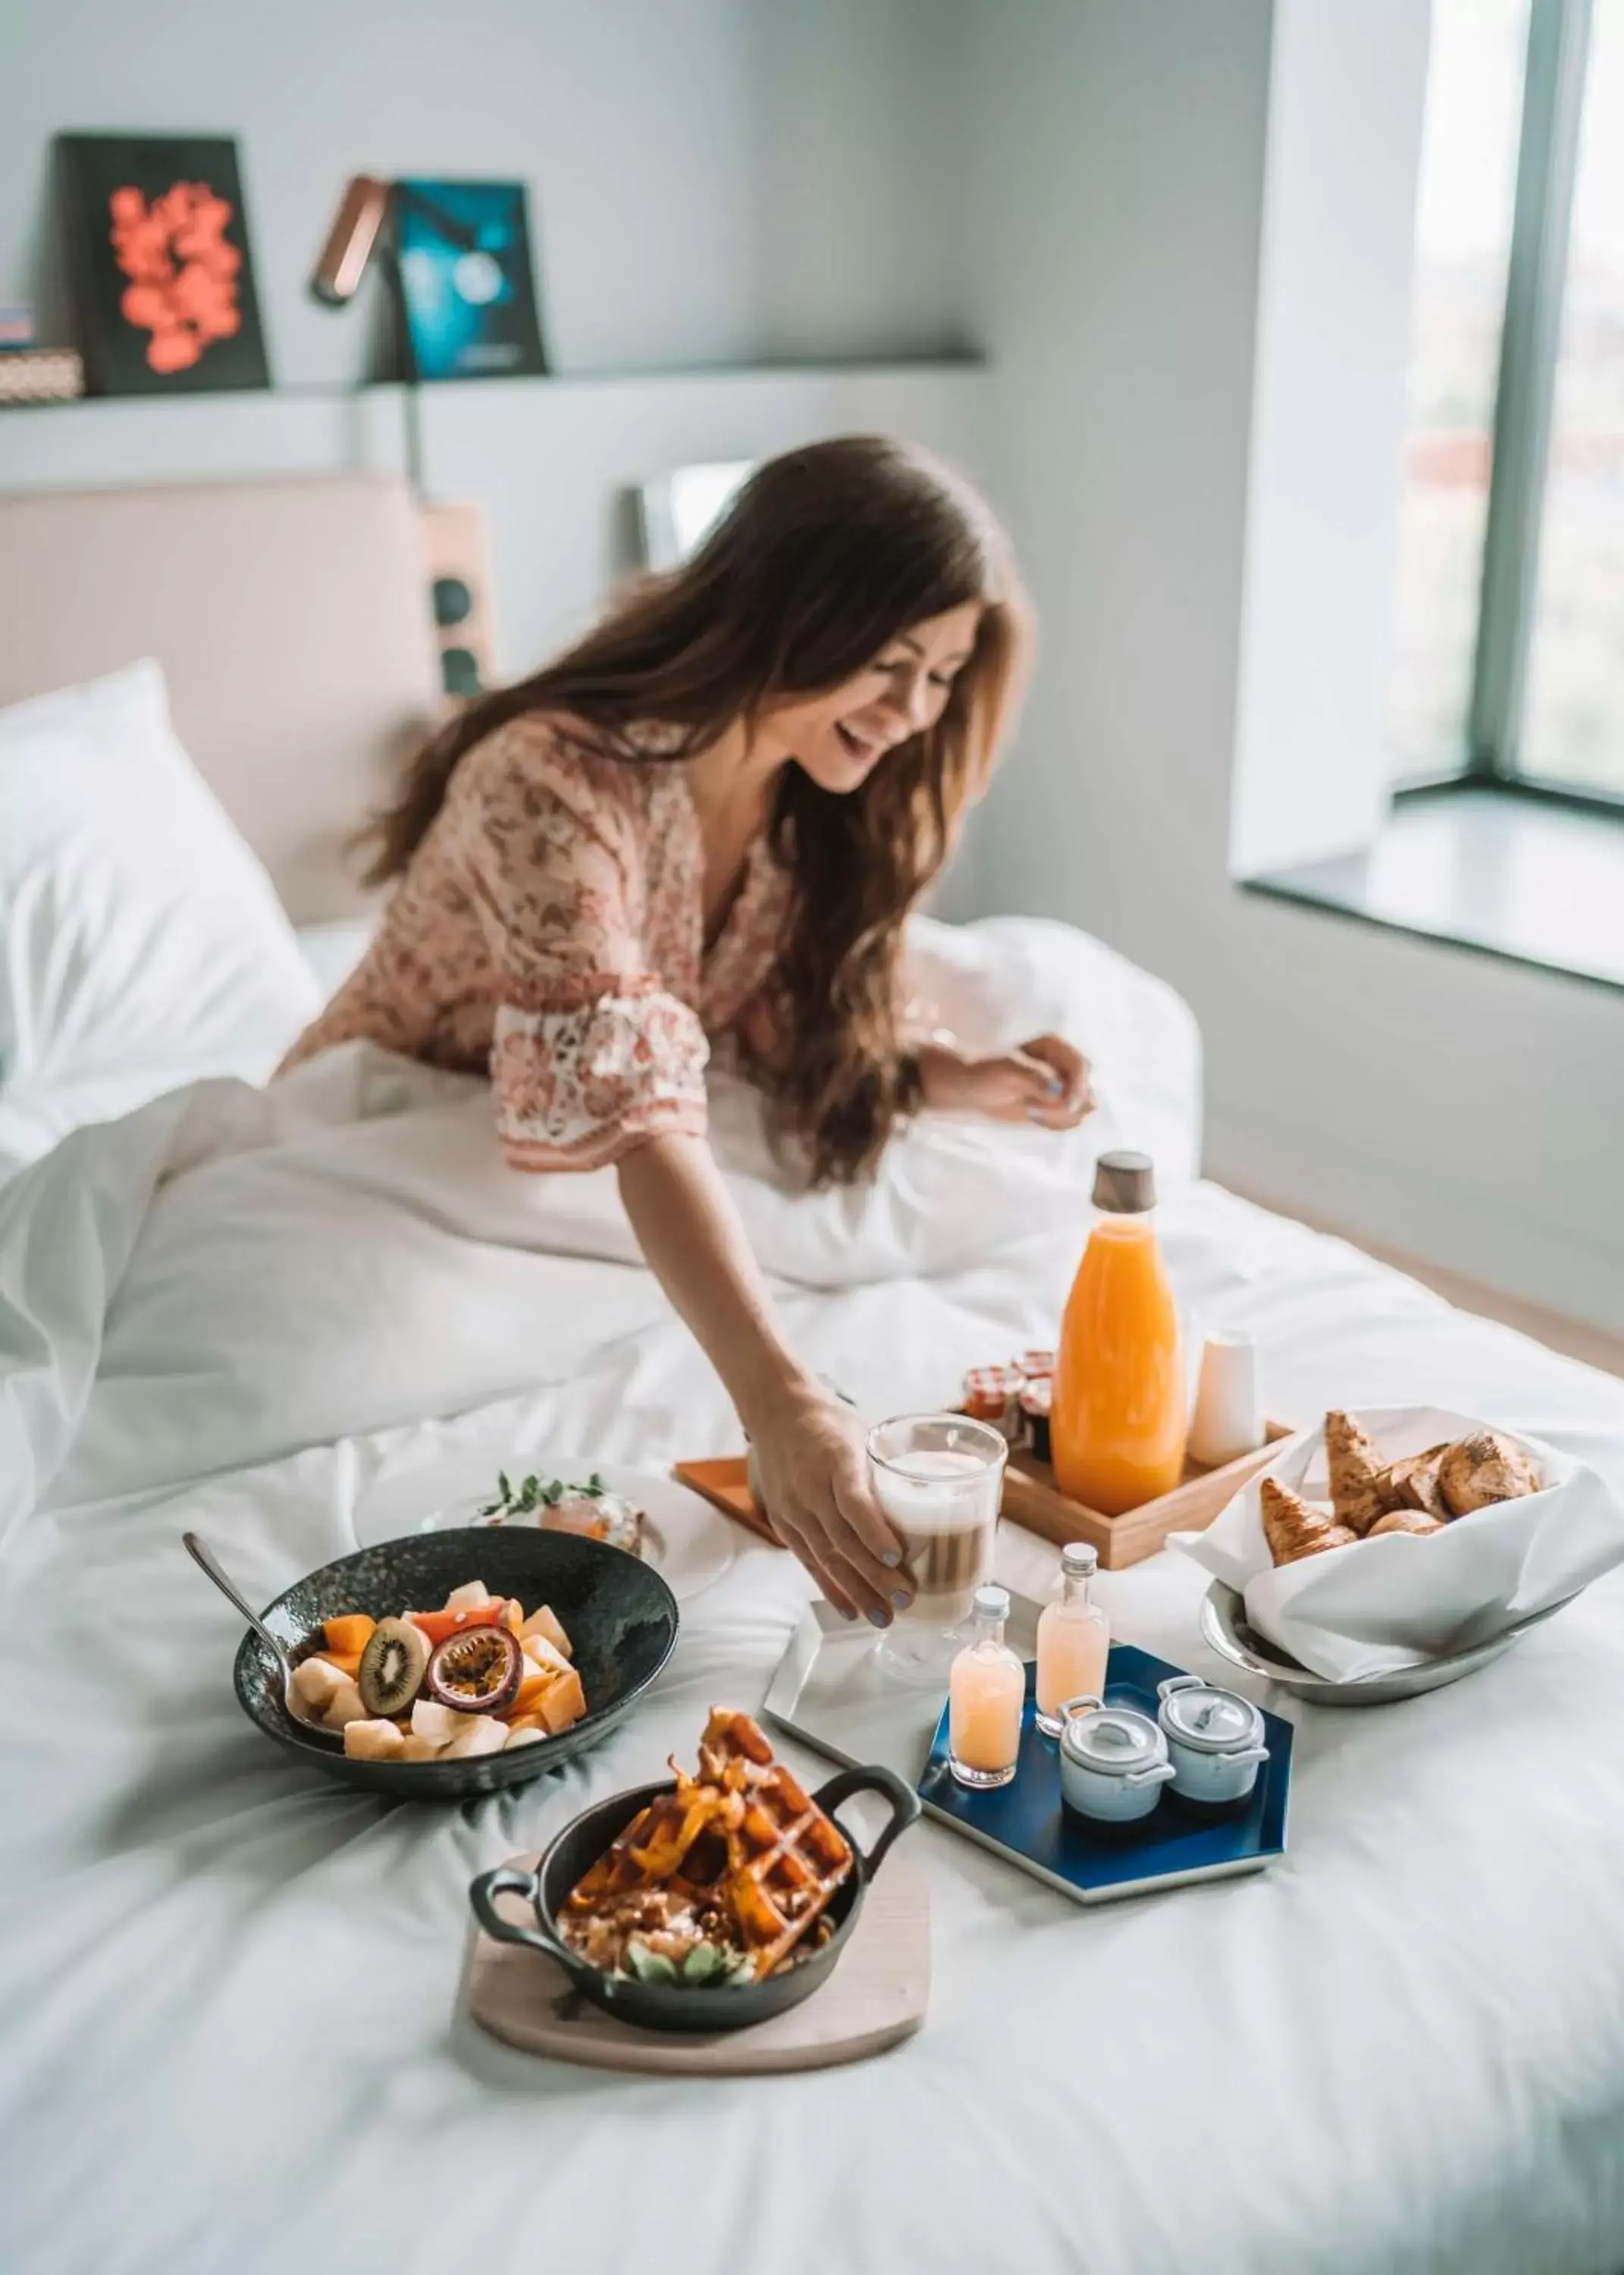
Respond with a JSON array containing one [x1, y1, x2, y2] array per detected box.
[[366, 435, 1031, 1183]]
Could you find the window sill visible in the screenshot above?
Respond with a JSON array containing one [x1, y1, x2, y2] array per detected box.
[[1241, 783, 1624, 994]]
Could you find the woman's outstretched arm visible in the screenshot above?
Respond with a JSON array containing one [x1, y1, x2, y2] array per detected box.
[[617, 1132, 906, 1624]]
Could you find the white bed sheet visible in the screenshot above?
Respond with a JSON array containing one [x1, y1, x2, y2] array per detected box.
[[2, 1009, 1623, 2274]]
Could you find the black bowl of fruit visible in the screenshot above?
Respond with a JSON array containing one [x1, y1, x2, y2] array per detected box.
[[231, 1527, 678, 1797]]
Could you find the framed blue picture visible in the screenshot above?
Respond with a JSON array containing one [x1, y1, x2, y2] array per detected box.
[[393, 180, 547, 383]]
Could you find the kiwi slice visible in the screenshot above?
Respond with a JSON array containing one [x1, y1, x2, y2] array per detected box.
[[357, 1616, 430, 1718]]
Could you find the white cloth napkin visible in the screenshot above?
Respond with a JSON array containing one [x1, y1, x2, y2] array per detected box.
[[1172, 1405, 1624, 1682]]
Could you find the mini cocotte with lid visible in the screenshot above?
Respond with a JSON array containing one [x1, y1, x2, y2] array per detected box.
[[1058, 1703, 1167, 1777], [1156, 1678, 1264, 1755]]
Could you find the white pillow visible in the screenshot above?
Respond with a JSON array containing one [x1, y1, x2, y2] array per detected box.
[[295, 916, 377, 999], [350, 915, 1203, 1290], [0, 661, 317, 1101], [901, 915, 1202, 1181], [703, 916, 1204, 1286]]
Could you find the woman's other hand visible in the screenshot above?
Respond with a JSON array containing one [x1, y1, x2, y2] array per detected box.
[[919, 1033, 1094, 1128], [748, 1387, 911, 1625]]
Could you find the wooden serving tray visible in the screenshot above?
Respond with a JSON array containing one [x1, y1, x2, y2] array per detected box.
[[464, 1847, 930, 2076], [672, 1457, 781, 1546], [677, 1430, 1293, 1573], [1000, 1422, 1293, 1570]]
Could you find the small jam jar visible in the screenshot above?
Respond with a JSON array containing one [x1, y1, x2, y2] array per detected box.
[[1056, 1698, 1175, 1826], [1155, 1675, 1269, 1812]]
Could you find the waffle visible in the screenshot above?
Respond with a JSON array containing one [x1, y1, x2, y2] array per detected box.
[[564, 1709, 854, 1978]]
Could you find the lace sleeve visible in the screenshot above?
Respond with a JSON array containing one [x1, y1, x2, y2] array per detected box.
[[463, 725, 709, 1171]]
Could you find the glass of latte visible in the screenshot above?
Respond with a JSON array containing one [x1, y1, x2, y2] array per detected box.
[[866, 1413, 1009, 1681]]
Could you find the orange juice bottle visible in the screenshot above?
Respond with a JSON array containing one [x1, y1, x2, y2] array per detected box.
[[1051, 1152, 1187, 1516]]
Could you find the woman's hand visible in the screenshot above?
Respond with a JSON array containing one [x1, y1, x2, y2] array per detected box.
[[746, 1385, 910, 1625], [919, 1033, 1094, 1129], [616, 1138, 911, 1624]]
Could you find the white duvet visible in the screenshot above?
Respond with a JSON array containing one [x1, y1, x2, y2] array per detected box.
[[2, 918, 1623, 2275]]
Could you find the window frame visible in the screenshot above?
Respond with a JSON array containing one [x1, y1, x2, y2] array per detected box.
[[1399, 0, 1624, 819]]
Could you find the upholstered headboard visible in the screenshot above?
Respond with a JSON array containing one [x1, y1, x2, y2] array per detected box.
[[0, 475, 444, 922]]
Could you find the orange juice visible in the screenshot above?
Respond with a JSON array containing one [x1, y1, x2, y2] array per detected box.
[[1051, 1153, 1187, 1516]]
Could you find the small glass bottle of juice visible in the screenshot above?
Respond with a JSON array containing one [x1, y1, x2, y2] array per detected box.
[[1051, 1151, 1188, 1517], [1036, 1541, 1110, 1737], [948, 1583, 1025, 1790]]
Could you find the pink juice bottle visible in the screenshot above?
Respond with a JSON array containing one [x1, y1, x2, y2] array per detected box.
[[948, 1583, 1025, 1790], [1035, 1542, 1110, 1737]]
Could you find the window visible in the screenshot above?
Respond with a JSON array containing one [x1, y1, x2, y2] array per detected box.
[[1388, 0, 1624, 806]]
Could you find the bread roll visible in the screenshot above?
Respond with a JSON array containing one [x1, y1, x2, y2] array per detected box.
[[1261, 1476, 1359, 1566], [1376, 1444, 1450, 1518], [1325, 1410, 1387, 1535], [1439, 1432, 1541, 1517], [1367, 1508, 1445, 1539]]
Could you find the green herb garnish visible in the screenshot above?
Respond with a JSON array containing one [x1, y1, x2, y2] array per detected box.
[[478, 1470, 609, 1519], [620, 1936, 754, 1989]]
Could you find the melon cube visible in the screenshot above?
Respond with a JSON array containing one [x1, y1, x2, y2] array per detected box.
[[291, 1656, 346, 1712], [410, 1699, 474, 1746], [536, 1666, 587, 1736], [444, 1717, 508, 1760], [519, 1604, 572, 1659], [321, 1680, 368, 1729], [343, 1718, 405, 1762], [520, 1632, 571, 1677]]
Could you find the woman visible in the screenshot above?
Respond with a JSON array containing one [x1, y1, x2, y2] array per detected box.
[[283, 437, 1092, 1623]]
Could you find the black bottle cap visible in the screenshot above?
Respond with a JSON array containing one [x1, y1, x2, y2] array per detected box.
[[1091, 1150, 1156, 1213]]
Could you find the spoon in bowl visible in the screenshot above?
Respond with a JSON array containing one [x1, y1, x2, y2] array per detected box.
[[183, 1531, 343, 1744]]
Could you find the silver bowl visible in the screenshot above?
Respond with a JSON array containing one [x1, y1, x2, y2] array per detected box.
[[1199, 1580, 1578, 1707]]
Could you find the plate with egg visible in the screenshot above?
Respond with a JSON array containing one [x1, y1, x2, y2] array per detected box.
[[352, 1455, 735, 1603]]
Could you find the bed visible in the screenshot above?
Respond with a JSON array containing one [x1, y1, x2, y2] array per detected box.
[[2, 479, 1623, 2275]]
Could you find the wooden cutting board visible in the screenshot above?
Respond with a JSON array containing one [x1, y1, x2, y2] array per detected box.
[[463, 1847, 930, 2076]]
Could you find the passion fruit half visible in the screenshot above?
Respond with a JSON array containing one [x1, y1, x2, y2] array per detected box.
[[425, 1624, 523, 1715]]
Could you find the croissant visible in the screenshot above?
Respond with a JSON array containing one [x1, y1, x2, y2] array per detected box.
[[1325, 1410, 1387, 1535], [1440, 1432, 1541, 1517], [1368, 1507, 1445, 1539], [1261, 1477, 1359, 1567], [1376, 1444, 1450, 1518]]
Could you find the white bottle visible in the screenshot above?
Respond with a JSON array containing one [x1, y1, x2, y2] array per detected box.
[[1035, 1542, 1110, 1737]]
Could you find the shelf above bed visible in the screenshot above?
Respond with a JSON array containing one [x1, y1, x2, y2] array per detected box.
[[0, 361, 992, 684]]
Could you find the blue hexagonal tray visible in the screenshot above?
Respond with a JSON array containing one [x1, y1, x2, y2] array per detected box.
[[916, 1643, 1292, 1906]]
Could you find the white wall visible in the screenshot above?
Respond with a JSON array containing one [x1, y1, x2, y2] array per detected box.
[[1229, 0, 1425, 879], [961, 0, 1275, 958], [960, 0, 1624, 1336], [6, 0, 1619, 1330], [0, 0, 967, 380], [748, 1, 970, 365]]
